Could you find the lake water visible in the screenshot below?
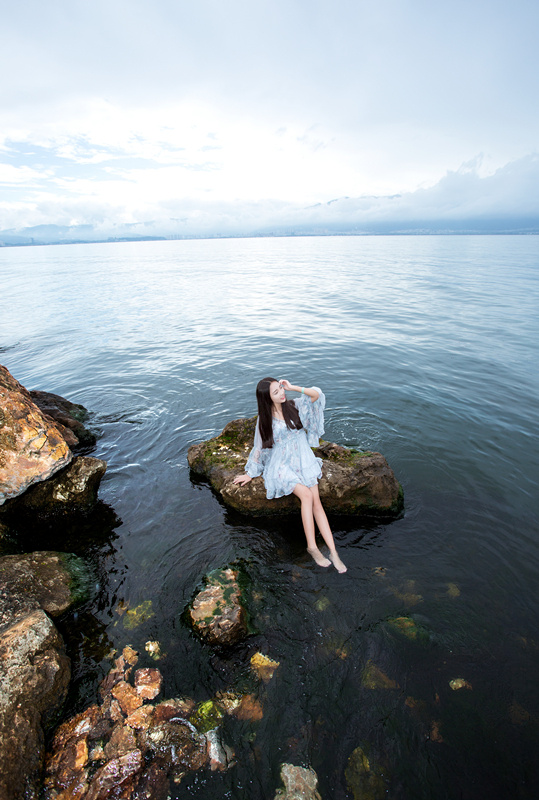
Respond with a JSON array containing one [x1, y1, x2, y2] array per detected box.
[[1, 235, 538, 799]]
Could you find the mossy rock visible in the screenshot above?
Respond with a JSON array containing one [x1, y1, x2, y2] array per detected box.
[[187, 417, 404, 518], [187, 567, 248, 648]]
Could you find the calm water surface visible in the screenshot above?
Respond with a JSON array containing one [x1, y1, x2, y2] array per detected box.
[[1, 235, 538, 799]]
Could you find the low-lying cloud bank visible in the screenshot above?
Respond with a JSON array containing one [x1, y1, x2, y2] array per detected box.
[[1, 154, 538, 246]]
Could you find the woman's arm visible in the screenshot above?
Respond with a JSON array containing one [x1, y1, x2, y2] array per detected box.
[[280, 379, 319, 403]]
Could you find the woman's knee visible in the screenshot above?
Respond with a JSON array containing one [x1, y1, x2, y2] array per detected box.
[[294, 484, 313, 507]]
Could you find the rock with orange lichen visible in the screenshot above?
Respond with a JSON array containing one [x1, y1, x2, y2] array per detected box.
[[0, 364, 73, 504], [111, 681, 144, 716], [0, 365, 106, 517], [134, 667, 162, 700], [232, 694, 264, 722]]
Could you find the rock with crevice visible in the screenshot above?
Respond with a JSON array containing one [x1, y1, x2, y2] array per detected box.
[[0, 550, 91, 800], [0, 364, 105, 517], [188, 417, 403, 517]]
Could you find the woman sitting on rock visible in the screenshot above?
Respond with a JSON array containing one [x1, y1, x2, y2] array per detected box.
[[234, 378, 347, 573]]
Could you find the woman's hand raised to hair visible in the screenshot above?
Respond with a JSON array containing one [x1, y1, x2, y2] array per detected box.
[[279, 379, 293, 390], [234, 474, 252, 486]]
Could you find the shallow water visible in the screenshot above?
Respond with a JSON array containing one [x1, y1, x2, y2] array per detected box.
[[1, 235, 539, 798]]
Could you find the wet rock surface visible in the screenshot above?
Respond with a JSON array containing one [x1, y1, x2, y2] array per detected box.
[[43, 646, 237, 799], [0, 610, 71, 800], [0, 365, 105, 517], [0, 550, 89, 800], [30, 389, 97, 449], [0, 364, 73, 505], [188, 567, 248, 647], [3, 455, 107, 516], [0, 550, 89, 620], [188, 416, 403, 517]]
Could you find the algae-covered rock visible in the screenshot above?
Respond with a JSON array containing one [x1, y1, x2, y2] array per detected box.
[[188, 417, 403, 518], [188, 567, 248, 647], [190, 700, 224, 733], [345, 744, 389, 800], [386, 615, 430, 643], [361, 660, 399, 690], [122, 600, 154, 630]]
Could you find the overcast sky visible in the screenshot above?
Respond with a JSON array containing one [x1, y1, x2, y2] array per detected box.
[[1, 0, 538, 237]]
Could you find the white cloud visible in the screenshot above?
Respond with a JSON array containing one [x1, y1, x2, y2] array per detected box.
[[1, 0, 538, 235]]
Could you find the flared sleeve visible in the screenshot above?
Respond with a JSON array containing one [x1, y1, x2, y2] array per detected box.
[[293, 386, 326, 446], [245, 418, 270, 477]]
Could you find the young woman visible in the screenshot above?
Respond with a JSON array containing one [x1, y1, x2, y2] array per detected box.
[[234, 378, 347, 573]]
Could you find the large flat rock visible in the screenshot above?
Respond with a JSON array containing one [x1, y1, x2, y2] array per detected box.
[[188, 417, 403, 517]]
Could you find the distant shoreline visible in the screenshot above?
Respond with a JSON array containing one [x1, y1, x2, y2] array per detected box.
[[1, 230, 538, 248]]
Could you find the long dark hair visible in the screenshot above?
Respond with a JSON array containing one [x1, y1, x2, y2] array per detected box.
[[256, 376, 303, 449]]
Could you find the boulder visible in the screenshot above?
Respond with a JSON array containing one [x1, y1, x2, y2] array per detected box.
[[0, 364, 72, 505], [0, 551, 91, 800], [274, 764, 322, 800], [2, 456, 107, 516], [0, 610, 71, 800], [188, 417, 403, 517], [0, 551, 90, 620], [188, 567, 248, 647]]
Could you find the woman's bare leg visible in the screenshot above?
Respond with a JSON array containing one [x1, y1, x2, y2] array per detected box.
[[293, 484, 331, 567], [309, 485, 347, 573]]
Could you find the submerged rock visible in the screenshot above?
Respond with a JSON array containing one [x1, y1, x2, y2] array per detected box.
[[43, 649, 226, 799], [361, 660, 399, 690], [188, 567, 248, 647], [274, 763, 322, 800], [188, 417, 403, 517], [250, 652, 280, 683], [345, 745, 389, 800], [0, 364, 73, 505]]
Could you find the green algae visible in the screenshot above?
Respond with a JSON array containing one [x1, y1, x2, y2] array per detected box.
[[122, 599, 154, 630]]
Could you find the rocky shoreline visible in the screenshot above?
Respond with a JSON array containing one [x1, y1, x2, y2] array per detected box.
[[1, 364, 404, 798]]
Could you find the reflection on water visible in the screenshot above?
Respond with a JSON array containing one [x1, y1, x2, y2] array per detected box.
[[0, 235, 538, 798]]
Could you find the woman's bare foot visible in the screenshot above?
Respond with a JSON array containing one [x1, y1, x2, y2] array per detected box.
[[329, 550, 347, 573], [307, 547, 331, 568]]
